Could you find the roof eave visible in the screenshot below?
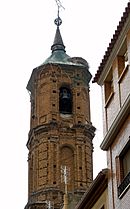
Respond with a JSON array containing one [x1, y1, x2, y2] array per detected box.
[[75, 169, 108, 209], [93, 2, 130, 84]]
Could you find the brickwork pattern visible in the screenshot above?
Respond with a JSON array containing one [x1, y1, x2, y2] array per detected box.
[[102, 30, 130, 134], [107, 116, 130, 209], [102, 30, 130, 209], [26, 64, 95, 209]]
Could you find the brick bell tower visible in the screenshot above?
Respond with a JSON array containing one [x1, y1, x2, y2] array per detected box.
[[25, 11, 95, 209]]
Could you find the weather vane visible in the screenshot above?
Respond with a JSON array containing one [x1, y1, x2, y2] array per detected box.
[[54, 0, 65, 26]]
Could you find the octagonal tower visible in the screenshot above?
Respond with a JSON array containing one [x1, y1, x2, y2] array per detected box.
[[25, 17, 95, 209]]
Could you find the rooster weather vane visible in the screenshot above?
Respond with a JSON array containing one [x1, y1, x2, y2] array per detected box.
[[54, 0, 65, 26]]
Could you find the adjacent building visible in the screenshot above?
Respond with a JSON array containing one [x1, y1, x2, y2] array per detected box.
[[76, 2, 130, 209], [93, 2, 130, 209], [75, 169, 108, 209]]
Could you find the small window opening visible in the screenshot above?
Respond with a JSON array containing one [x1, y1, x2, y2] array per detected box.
[[77, 83, 80, 86], [53, 181, 56, 184], [120, 146, 130, 179], [52, 118, 56, 121], [117, 38, 128, 78], [117, 140, 130, 198], [118, 53, 128, 78], [53, 90, 56, 93], [52, 104, 55, 107], [77, 107, 80, 109], [104, 68, 114, 104], [53, 195, 57, 200], [77, 92, 80, 96], [59, 87, 72, 114]]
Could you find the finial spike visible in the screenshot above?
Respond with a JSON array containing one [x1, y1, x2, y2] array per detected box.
[[54, 0, 65, 26]]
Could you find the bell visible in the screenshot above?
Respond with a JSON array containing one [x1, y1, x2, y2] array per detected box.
[[59, 87, 72, 114], [61, 89, 70, 99]]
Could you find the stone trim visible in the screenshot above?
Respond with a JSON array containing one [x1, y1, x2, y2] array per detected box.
[[27, 122, 96, 148]]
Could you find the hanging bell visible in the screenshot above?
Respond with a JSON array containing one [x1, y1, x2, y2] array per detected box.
[[62, 89, 70, 99]]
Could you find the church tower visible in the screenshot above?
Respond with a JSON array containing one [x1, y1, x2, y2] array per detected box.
[[25, 10, 95, 209]]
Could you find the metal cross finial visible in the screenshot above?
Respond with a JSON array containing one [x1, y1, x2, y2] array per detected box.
[[54, 0, 65, 26], [55, 0, 65, 10]]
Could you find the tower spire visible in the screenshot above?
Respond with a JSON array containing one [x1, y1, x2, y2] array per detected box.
[[51, 0, 65, 52]]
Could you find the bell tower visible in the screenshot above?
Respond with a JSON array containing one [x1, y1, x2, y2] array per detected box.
[[25, 8, 95, 209]]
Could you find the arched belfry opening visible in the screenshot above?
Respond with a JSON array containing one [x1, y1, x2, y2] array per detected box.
[[59, 86, 72, 114]]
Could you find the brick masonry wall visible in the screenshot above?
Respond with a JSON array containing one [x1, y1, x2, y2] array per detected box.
[[102, 30, 130, 135], [101, 29, 130, 209], [107, 115, 130, 209], [26, 64, 95, 208]]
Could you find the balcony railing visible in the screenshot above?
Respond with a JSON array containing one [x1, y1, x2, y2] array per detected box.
[[118, 171, 130, 198]]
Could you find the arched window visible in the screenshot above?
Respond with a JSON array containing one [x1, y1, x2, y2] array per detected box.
[[60, 146, 74, 192], [59, 87, 72, 114]]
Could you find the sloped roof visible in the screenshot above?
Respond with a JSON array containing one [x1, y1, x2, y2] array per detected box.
[[27, 25, 91, 92], [93, 2, 130, 83], [43, 26, 88, 67], [75, 169, 108, 209]]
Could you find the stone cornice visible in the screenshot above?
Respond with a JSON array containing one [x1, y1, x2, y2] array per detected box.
[[100, 94, 130, 150], [27, 61, 91, 93], [27, 122, 96, 149], [26, 187, 64, 208]]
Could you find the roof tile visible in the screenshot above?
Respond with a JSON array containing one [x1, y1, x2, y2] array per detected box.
[[93, 2, 130, 83]]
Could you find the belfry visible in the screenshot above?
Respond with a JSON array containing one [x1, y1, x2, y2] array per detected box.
[[25, 6, 95, 209]]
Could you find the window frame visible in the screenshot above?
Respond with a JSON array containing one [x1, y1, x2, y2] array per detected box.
[[116, 138, 130, 198], [104, 68, 114, 107], [117, 38, 128, 82]]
